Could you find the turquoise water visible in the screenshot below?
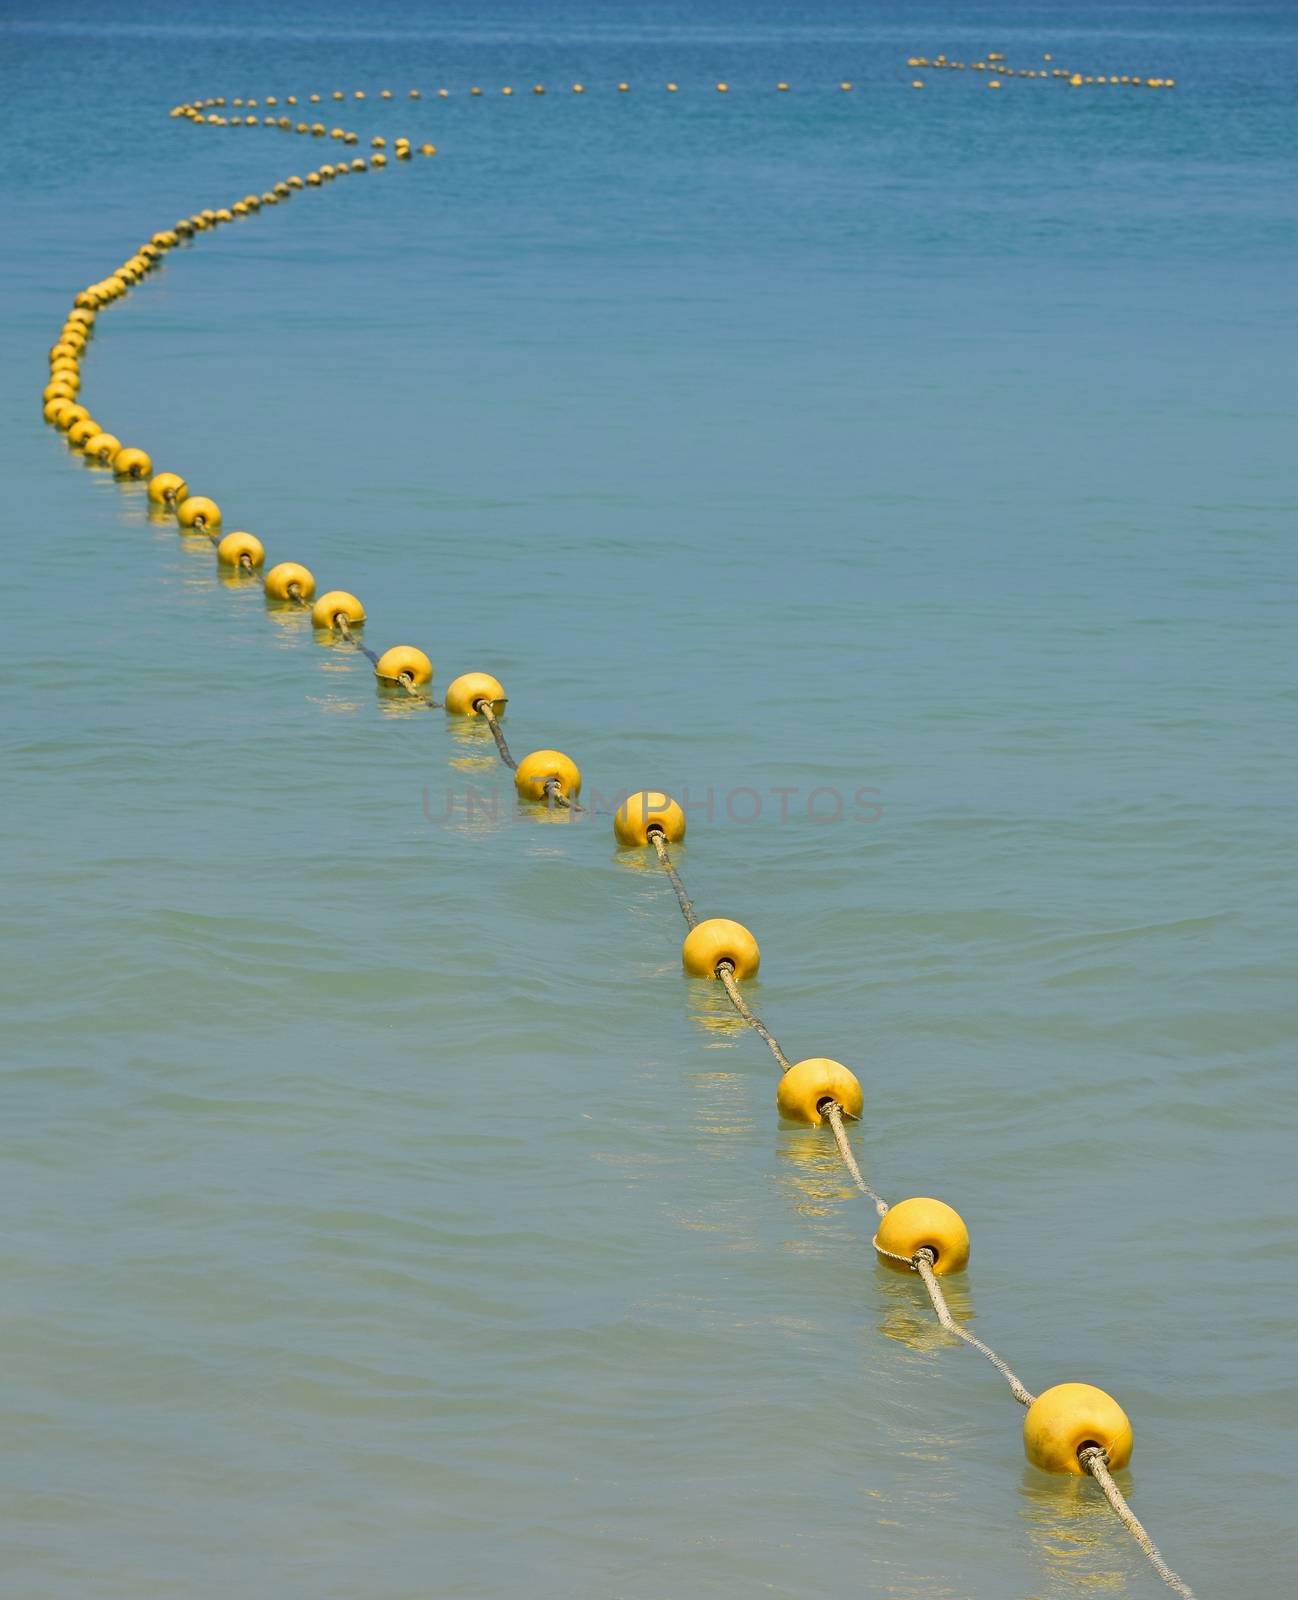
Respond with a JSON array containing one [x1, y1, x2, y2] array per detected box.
[[3, 3, 1296, 1595]]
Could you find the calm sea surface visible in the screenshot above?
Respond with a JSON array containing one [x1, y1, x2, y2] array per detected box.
[[2, 3, 1295, 1596]]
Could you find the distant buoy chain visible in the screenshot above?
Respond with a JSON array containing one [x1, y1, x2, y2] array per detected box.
[[183, 56, 1176, 105]]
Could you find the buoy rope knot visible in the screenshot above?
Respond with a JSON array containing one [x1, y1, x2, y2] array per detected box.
[[336, 613, 380, 666], [542, 774, 581, 813]]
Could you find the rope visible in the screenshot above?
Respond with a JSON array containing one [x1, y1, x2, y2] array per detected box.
[[716, 960, 794, 1073], [1081, 1449, 1198, 1599], [477, 700, 517, 769], [911, 1252, 1037, 1406], [648, 828, 698, 928], [822, 1101, 888, 1218]]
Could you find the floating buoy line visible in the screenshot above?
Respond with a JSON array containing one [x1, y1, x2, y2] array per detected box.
[[182, 52, 1178, 109], [39, 81, 1196, 1598]]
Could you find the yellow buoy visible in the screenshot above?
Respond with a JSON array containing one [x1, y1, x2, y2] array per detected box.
[[176, 495, 222, 530], [874, 1197, 970, 1274], [216, 530, 265, 569], [666, 82, 678, 92], [81, 432, 121, 464], [43, 399, 74, 425], [716, 82, 728, 92], [444, 671, 506, 715], [310, 590, 365, 628], [350, 158, 366, 171], [1024, 1384, 1133, 1474], [147, 471, 188, 505], [682, 918, 760, 980], [371, 135, 386, 147], [372, 152, 387, 167], [612, 790, 685, 846], [59, 404, 90, 431], [374, 645, 433, 685], [573, 83, 584, 94], [618, 82, 630, 92], [502, 85, 514, 96], [67, 418, 100, 447], [264, 561, 316, 600], [43, 379, 77, 402], [419, 143, 437, 156], [776, 1058, 863, 1125], [113, 447, 153, 479], [470, 86, 482, 96], [533, 84, 545, 95], [777, 82, 789, 91], [82, 432, 122, 464], [912, 79, 924, 88], [514, 749, 582, 802], [840, 81, 853, 91]]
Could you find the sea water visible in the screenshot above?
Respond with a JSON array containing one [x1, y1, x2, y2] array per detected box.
[[2, 2, 1295, 1596]]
